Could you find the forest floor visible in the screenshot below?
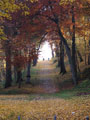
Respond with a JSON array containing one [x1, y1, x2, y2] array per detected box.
[[32, 60, 59, 93], [0, 60, 90, 120]]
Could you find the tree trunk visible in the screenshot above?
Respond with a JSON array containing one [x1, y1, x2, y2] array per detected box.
[[59, 41, 66, 74], [57, 59, 60, 67], [57, 23, 77, 85], [77, 50, 83, 62], [5, 40, 12, 88], [55, 44, 60, 67], [51, 44, 54, 58], [52, 50, 54, 58], [72, 6, 78, 83], [17, 70, 22, 88], [55, 44, 59, 57], [76, 53, 81, 73], [33, 59, 37, 66], [84, 36, 87, 65], [88, 53, 90, 65], [26, 62, 31, 84], [14, 66, 17, 82]]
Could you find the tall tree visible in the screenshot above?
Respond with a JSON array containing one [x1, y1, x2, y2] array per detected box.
[[71, 5, 77, 82], [35, 0, 78, 85]]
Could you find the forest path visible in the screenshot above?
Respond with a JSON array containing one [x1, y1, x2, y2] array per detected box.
[[35, 60, 59, 93]]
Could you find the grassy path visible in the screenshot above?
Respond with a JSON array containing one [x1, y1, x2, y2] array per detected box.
[[0, 61, 90, 119], [36, 60, 59, 93]]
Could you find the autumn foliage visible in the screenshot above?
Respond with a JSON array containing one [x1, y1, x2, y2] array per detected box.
[[0, 0, 90, 87]]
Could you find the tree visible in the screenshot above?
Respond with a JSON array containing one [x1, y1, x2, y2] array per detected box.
[[1, 0, 90, 88], [33, 0, 78, 85], [71, 5, 77, 82]]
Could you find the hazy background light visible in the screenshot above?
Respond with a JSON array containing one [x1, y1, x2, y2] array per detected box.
[[38, 41, 52, 61]]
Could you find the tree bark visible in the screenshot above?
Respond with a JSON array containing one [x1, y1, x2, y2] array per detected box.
[[5, 40, 12, 88], [59, 41, 66, 74], [71, 6, 78, 83]]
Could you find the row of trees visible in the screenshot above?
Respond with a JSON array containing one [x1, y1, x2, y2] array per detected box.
[[0, 0, 90, 88]]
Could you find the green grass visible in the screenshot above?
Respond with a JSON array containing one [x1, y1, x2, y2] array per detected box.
[[34, 79, 90, 100], [76, 79, 90, 88], [28, 78, 90, 100], [0, 79, 90, 100], [0, 60, 90, 100], [0, 89, 23, 95]]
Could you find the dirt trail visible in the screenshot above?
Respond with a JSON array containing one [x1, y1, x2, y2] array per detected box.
[[36, 60, 59, 93]]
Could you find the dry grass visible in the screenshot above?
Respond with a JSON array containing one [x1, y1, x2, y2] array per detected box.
[[0, 95, 90, 120]]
